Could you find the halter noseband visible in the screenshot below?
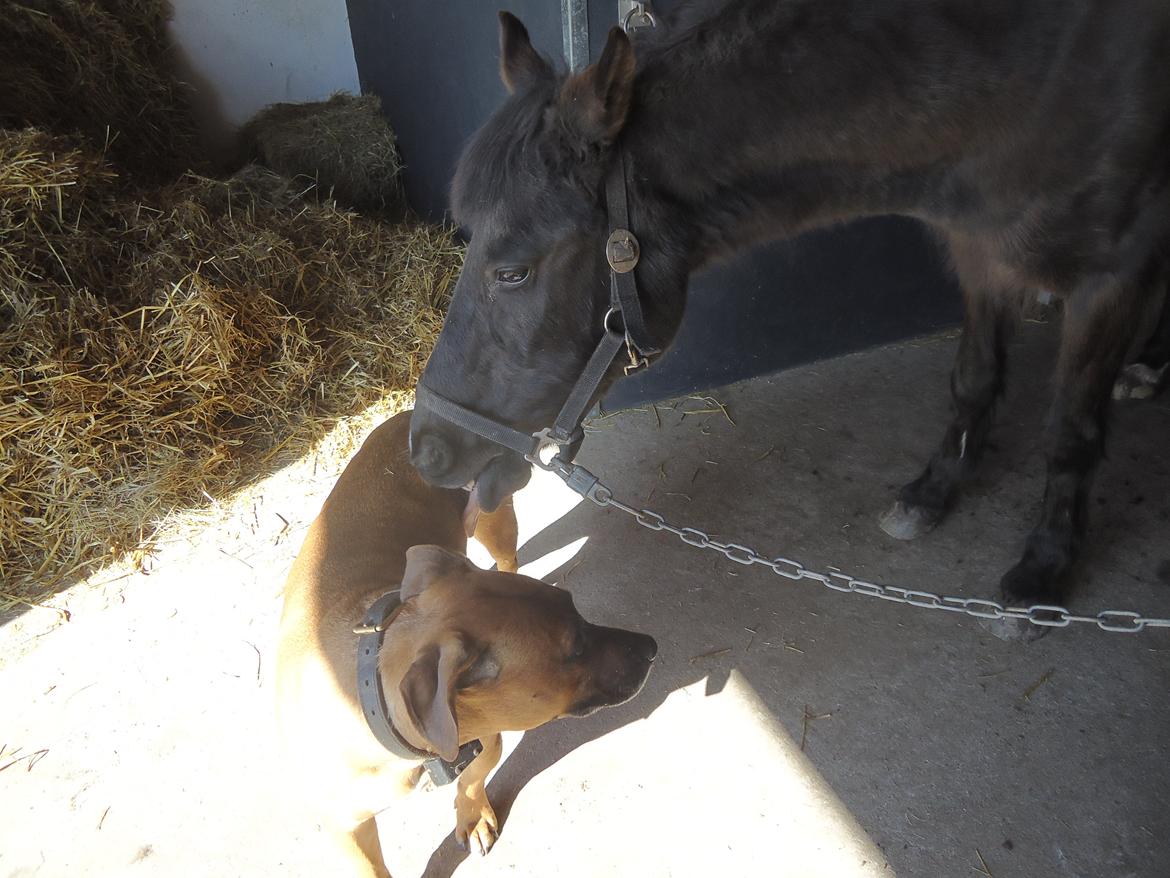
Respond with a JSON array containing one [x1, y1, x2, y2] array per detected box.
[[414, 149, 659, 472]]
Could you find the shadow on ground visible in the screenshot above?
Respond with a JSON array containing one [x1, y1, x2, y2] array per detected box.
[[417, 322, 1170, 878]]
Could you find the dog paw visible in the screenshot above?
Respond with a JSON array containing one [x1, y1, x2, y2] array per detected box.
[[1112, 362, 1167, 400], [455, 802, 498, 856], [879, 500, 942, 541], [495, 556, 519, 574]]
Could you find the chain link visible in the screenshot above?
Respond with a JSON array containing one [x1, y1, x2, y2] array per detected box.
[[552, 459, 1170, 634]]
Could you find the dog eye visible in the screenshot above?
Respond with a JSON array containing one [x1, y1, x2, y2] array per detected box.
[[495, 265, 530, 286]]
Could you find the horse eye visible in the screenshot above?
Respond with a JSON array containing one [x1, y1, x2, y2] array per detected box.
[[495, 265, 530, 286]]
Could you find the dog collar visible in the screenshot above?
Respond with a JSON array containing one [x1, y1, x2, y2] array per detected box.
[[354, 591, 483, 785]]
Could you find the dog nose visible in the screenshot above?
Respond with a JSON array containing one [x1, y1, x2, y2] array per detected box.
[[410, 431, 454, 480]]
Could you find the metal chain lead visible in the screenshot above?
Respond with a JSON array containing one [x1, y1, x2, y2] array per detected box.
[[549, 458, 1170, 634]]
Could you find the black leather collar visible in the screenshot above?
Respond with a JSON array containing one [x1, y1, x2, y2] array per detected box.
[[354, 591, 482, 785]]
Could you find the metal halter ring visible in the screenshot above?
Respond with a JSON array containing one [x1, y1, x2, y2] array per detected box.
[[603, 307, 624, 334], [526, 427, 573, 472], [622, 5, 657, 32]]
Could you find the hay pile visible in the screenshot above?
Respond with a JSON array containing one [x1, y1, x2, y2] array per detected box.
[[241, 94, 404, 216], [0, 2, 463, 604], [0, 0, 199, 181], [0, 128, 461, 601]]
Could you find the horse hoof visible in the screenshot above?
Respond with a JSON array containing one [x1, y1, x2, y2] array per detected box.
[[1112, 362, 1166, 400], [879, 500, 940, 541], [985, 561, 1068, 642], [980, 614, 1052, 643]]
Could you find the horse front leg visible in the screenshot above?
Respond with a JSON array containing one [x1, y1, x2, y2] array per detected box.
[[987, 268, 1153, 641], [881, 237, 1015, 539]]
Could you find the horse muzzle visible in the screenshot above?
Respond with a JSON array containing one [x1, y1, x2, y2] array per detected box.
[[409, 408, 532, 509]]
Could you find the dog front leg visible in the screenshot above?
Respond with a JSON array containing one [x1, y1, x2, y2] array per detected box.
[[327, 816, 391, 878], [453, 732, 503, 855]]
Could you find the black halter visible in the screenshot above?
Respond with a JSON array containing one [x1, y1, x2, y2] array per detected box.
[[414, 150, 658, 470]]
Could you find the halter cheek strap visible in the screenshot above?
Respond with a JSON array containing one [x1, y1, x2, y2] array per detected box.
[[605, 150, 657, 362]]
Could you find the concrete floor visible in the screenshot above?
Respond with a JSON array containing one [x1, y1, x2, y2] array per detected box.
[[3, 322, 1169, 878], [436, 320, 1170, 877]]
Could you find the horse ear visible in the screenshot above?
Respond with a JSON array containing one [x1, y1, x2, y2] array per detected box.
[[398, 637, 467, 762], [401, 545, 473, 601], [499, 11, 552, 93], [557, 26, 636, 147]]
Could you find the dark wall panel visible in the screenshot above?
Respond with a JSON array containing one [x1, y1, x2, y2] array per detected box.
[[605, 217, 961, 408], [345, 1, 562, 222]]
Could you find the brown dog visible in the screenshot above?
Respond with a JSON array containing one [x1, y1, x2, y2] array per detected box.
[[276, 411, 657, 876]]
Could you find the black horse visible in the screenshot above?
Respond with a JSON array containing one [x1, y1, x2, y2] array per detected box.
[[410, 1, 1170, 640]]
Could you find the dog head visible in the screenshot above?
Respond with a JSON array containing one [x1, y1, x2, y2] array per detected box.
[[383, 545, 657, 761]]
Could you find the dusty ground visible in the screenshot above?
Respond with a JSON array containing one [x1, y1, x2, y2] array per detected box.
[[3, 322, 1169, 878]]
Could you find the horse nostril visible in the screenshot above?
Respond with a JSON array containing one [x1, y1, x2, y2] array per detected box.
[[410, 432, 454, 478]]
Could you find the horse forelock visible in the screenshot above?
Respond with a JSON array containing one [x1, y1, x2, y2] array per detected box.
[[451, 83, 558, 230]]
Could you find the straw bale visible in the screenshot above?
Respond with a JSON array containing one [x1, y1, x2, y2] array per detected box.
[[240, 94, 404, 215], [0, 0, 198, 181], [1, 134, 461, 601]]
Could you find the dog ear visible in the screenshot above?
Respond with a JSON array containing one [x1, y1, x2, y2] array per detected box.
[[555, 25, 636, 148], [398, 637, 467, 762], [499, 11, 553, 93], [458, 648, 500, 688], [402, 545, 472, 601]]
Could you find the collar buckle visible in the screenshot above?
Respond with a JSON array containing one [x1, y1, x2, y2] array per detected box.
[[352, 619, 389, 635]]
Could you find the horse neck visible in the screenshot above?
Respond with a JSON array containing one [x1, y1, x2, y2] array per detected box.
[[623, 0, 1053, 269]]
